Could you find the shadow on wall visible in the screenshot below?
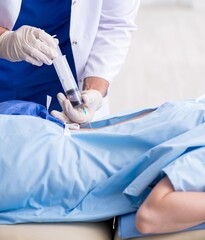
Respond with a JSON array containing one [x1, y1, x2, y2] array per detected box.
[[109, 1, 205, 114]]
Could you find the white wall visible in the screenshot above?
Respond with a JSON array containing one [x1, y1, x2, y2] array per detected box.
[[109, 4, 205, 114], [141, 0, 205, 9], [193, 0, 205, 9], [141, 0, 192, 6]]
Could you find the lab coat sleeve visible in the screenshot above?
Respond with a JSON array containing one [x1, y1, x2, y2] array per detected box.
[[82, 0, 140, 83], [0, 0, 22, 30]]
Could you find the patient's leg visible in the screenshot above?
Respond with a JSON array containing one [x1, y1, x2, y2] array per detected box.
[[136, 177, 205, 234]]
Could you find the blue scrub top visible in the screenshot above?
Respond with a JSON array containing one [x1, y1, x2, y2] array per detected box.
[[0, 0, 77, 111]]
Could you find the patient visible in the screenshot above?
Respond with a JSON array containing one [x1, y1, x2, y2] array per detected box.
[[0, 98, 205, 234]]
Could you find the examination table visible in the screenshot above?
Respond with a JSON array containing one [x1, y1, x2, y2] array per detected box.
[[0, 221, 113, 240], [1, 222, 205, 240]]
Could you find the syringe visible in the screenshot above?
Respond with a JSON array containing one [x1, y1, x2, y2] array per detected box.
[[53, 46, 93, 128], [53, 46, 84, 108]]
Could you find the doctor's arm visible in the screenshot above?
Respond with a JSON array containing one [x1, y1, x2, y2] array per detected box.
[[0, 26, 7, 36], [52, 0, 140, 124], [136, 177, 205, 234], [83, 76, 109, 98], [0, 25, 58, 66], [81, 0, 139, 102], [82, 0, 139, 84]]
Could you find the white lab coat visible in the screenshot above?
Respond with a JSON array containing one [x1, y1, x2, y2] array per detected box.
[[0, 0, 140, 120]]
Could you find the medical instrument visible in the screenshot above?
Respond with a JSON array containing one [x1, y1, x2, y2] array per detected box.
[[53, 46, 84, 109], [53, 45, 92, 127]]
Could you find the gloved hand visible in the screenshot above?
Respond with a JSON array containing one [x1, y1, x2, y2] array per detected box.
[[0, 25, 58, 66], [51, 89, 103, 124]]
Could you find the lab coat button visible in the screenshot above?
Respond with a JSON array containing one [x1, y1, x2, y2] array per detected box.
[[72, 41, 78, 46], [72, 1, 76, 5]]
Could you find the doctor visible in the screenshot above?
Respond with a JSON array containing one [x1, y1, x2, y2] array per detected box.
[[0, 0, 139, 123]]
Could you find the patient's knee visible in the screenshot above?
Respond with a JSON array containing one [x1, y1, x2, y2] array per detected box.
[[136, 205, 159, 234]]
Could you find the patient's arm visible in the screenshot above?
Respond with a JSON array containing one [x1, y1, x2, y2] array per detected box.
[[136, 177, 205, 234]]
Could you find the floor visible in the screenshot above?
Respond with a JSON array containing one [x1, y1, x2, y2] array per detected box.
[[109, 4, 205, 114]]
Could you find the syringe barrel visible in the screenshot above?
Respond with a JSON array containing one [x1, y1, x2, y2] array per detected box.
[[53, 54, 83, 108]]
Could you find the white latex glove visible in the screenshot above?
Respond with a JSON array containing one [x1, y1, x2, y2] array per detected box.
[[51, 89, 103, 124], [0, 25, 58, 66]]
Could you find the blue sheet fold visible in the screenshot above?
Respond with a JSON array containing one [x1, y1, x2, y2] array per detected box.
[[0, 100, 64, 127]]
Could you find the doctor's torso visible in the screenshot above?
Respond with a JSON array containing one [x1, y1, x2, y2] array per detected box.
[[0, 0, 77, 111], [0, 0, 136, 118]]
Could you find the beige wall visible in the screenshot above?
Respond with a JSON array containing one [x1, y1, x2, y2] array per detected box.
[[109, 4, 205, 114]]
